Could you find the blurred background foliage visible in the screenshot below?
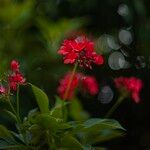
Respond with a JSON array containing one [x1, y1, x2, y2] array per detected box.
[[0, 0, 150, 149]]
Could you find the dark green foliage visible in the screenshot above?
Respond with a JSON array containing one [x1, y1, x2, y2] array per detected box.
[[0, 84, 125, 149]]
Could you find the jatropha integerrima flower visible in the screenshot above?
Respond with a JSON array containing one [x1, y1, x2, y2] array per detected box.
[[58, 36, 104, 69], [57, 72, 99, 100], [105, 76, 143, 118], [57, 72, 80, 100], [8, 60, 26, 91], [114, 77, 143, 103], [0, 60, 26, 96]]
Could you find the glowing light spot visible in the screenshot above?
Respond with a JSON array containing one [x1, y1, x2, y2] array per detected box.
[[118, 4, 129, 17], [119, 29, 132, 45], [95, 34, 112, 54], [98, 86, 114, 104], [107, 35, 121, 50], [108, 52, 125, 70]]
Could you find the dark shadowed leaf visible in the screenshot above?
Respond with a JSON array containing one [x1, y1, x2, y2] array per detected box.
[[0, 125, 13, 139], [80, 118, 125, 144], [0, 137, 27, 150], [84, 118, 125, 130], [60, 134, 83, 150]]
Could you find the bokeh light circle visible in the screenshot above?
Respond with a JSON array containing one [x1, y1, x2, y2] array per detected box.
[[108, 51, 126, 70], [119, 29, 132, 45], [98, 86, 114, 104]]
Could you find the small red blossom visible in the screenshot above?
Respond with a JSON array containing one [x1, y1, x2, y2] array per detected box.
[[0, 60, 25, 94], [58, 36, 104, 69], [81, 75, 99, 95], [114, 77, 143, 103], [9, 60, 26, 91], [11, 60, 20, 72], [57, 72, 99, 100], [9, 72, 25, 91], [0, 86, 7, 95], [57, 73, 80, 100]]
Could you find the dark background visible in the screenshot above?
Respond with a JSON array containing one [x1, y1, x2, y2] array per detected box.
[[0, 0, 150, 149]]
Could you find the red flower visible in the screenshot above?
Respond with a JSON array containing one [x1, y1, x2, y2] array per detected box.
[[114, 77, 143, 103], [9, 72, 26, 91], [57, 72, 99, 100], [58, 36, 104, 69], [57, 73, 80, 100], [9, 60, 26, 91], [0, 60, 25, 94], [11, 60, 20, 72], [0, 86, 6, 95], [81, 75, 99, 95]]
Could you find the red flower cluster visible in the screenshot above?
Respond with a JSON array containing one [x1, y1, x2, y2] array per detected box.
[[114, 77, 143, 103], [57, 73, 80, 100], [0, 60, 25, 96], [58, 36, 104, 69], [57, 72, 99, 100], [9, 60, 26, 91]]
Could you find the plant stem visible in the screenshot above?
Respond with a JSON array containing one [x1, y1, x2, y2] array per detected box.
[[7, 96, 27, 144], [16, 85, 20, 118], [7, 97, 21, 124], [62, 63, 78, 120], [105, 95, 126, 118], [63, 63, 78, 101], [46, 130, 51, 150]]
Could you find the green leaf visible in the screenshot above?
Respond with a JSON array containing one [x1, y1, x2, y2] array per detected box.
[[30, 84, 49, 113], [69, 98, 89, 121], [28, 124, 43, 145], [50, 96, 68, 119], [0, 136, 26, 150], [35, 114, 62, 130], [0, 125, 13, 139], [27, 108, 40, 124], [68, 121, 85, 134], [68, 119, 125, 144], [0, 138, 27, 150], [35, 114, 72, 134], [10, 132, 25, 144], [88, 129, 125, 144], [84, 118, 125, 131], [60, 134, 83, 150], [54, 96, 65, 106], [80, 118, 125, 144]]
